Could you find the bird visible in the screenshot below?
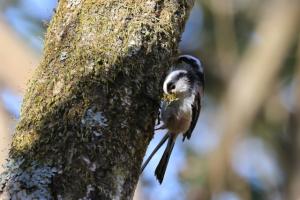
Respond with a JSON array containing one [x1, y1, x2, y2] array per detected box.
[[141, 55, 204, 184]]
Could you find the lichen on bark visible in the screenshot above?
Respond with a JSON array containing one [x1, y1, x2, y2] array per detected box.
[[0, 0, 194, 199]]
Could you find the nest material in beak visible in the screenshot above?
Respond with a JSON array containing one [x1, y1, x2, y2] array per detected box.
[[163, 93, 179, 103]]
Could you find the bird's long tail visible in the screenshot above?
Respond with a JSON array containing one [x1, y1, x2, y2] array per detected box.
[[155, 134, 176, 184], [141, 134, 169, 172]]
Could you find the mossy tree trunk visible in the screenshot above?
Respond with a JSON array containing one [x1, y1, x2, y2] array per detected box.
[[0, 0, 194, 199]]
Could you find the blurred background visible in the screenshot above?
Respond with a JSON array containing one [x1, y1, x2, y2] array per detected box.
[[0, 0, 299, 200]]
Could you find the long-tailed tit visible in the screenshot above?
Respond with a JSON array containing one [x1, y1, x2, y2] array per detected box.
[[141, 55, 204, 184]]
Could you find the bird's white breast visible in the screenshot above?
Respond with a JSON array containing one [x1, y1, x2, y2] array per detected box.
[[161, 95, 194, 134]]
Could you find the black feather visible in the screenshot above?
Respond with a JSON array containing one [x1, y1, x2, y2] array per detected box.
[[178, 56, 200, 71], [141, 134, 169, 172], [154, 135, 176, 184], [183, 92, 201, 141]]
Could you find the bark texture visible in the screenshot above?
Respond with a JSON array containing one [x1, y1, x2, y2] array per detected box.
[[0, 0, 194, 199]]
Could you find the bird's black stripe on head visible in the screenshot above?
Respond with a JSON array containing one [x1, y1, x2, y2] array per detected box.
[[174, 71, 194, 86], [178, 56, 201, 71], [177, 55, 204, 88], [174, 71, 188, 81]]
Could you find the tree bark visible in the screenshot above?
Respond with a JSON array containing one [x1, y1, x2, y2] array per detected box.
[[0, 0, 194, 199]]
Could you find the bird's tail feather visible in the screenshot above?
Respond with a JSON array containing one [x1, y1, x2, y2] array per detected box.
[[155, 134, 176, 184], [141, 134, 169, 172]]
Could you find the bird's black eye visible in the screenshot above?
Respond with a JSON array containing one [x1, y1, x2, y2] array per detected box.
[[167, 82, 175, 92]]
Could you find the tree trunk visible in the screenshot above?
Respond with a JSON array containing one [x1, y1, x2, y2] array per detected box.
[[0, 0, 194, 199]]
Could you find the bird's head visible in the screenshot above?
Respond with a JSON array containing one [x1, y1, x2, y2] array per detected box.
[[163, 69, 192, 99], [163, 55, 204, 101]]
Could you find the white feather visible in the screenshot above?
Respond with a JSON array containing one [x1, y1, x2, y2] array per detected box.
[[163, 70, 187, 94]]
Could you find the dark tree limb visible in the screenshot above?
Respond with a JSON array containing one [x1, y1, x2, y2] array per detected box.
[[0, 0, 194, 199]]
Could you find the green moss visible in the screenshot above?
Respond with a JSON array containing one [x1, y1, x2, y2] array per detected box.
[[11, 131, 40, 154]]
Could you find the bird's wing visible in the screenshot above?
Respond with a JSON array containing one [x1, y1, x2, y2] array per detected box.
[[183, 92, 201, 141]]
